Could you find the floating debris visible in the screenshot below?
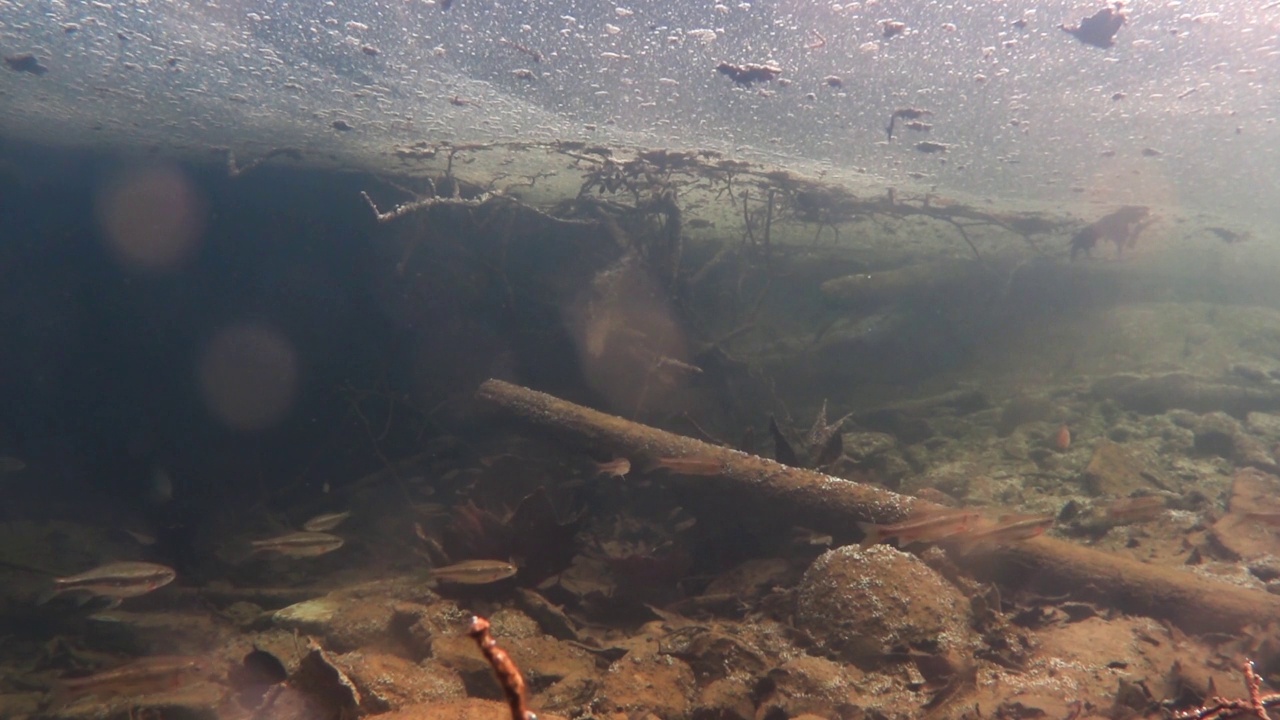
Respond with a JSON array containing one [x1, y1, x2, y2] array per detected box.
[[430, 559, 518, 585], [1206, 226, 1249, 244], [1069, 206, 1152, 260], [250, 531, 344, 557], [46, 561, 176, 603], [4, 53, 47, 75], [882, 20, 907, 38], [887, 107, 932, 140], [715, 61, 781, 86], [915, 141, 950, 154], [302, 511, 352, 532], [1062, 2, 1127, 48]]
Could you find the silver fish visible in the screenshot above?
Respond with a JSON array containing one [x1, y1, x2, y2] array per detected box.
[[251, 531, 344, 557], [0, 455, 26, 474], [59, 655, 213, 699], [48, 561, 176, 601], [302, 511, 351, 532], [430, 559, 517, 585]]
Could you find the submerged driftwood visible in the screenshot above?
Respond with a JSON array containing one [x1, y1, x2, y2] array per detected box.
[[1092, 372, 1280, 417], [476, 378, 1280, 635]]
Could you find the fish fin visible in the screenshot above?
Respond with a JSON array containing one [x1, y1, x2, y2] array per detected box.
[[35, 588, 61, 606], [856, 522, 881, 550]]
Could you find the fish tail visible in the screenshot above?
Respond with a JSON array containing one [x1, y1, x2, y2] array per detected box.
[[856, 522, 881, 549]]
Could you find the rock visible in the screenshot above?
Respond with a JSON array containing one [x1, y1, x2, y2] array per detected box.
[[514, 588, 581, 642], [757, 655, 864, 719], [658, 627, 769, 681], [902, 461, 980, 500], [859, 409, 935, 444], [597, 647, 696, 717], [435, 631, 595, 701], [997, 396, 1055, 436], [270, 577, 441, 653], [432, 635, 499, 691], [272, 596, 394, 653], [1092, 372, 1280, 417], [1210, 468, 1280, 560], [1229, 363, 1272, 384], [841, 432, 898, 461], [487, 608, 542, 640], [694, 677, 755, 720], [331, 652, 464, 712], [1247, 557, 1280, 583], [1174, 412, 1280, 471], [703, 558, 794, 598], [1080, 441, 1167, 497], [374, 699, 569, 720], [795, 545, 973, 668], [503, 635, 596, 691], [1246, 412, 1280, 438], [537, 673, 601, 717]]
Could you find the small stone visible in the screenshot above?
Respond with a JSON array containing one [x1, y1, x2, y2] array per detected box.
[[795, 545, 973, 668], [1080, 441, 1166, 496], [598, 647, 695, 717], [332, 652, 464, 712], [1246, 412, 1280, 438], [842, 431, 897, 460], [1248, 557, 1280, 583]]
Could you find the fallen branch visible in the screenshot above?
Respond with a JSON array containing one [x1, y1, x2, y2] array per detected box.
[[468, 615, 536, 720], [1174, 659, 1280, 719], [360, 189, 495, 223], [475, 379, 1280, 635]]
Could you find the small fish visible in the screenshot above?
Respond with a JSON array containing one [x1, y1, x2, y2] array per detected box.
[[857, 509, 982, 549], [950, 514, 1055, 550], [150, 465, 174, 505], [0, 455, 26, 474], [250, 531, 344, 558], [595, 457, 631, 478], [302, 511, 351, 532], [429, 559, 518, 585], [1103, 496, 1165, 523], [121, 528, 157, 546], [1241, 511, 1280, 527], [1053, 424, 1071, 452], [645, 456, 724, 476], [58, 655, 212, 700], [46, 561, 176, 603]]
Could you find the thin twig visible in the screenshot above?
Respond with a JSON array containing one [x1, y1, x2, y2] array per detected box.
[[468, 616, 536, 720]]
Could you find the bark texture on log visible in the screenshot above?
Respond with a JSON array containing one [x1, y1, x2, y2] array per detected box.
[[476, 378, 1280, 634]]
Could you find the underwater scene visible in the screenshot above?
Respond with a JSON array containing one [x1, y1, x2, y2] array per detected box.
[[3, 0, 1280, 719]]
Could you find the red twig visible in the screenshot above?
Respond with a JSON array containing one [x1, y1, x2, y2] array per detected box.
[[468, 616, 537, 720], [1175, 660, 1280, 719]]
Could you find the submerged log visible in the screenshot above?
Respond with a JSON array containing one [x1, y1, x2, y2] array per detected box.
[[476, 378, 1280, 635], [1092, 372, 1280, 417]]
